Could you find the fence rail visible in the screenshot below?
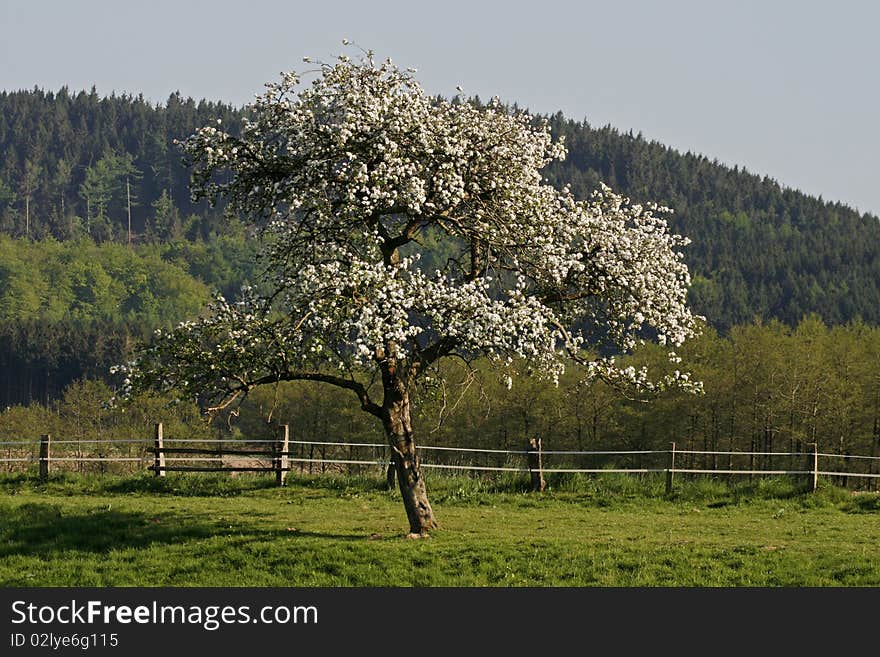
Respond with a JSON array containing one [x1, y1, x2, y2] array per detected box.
[[2, 425, 879, 492]]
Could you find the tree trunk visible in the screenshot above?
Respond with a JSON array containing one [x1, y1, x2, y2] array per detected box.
[[382, 383, 437, 537], [127, 178, 132, 247]]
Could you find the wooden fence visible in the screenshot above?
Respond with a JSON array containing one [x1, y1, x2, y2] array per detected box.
[[151, 423, 291, 486], [2, 424, 880, 492]]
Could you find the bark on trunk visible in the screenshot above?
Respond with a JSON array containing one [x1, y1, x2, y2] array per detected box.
[[382, 381, 437, 536]]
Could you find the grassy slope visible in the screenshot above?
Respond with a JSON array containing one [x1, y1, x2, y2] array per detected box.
[[1, 473, 878, 587]]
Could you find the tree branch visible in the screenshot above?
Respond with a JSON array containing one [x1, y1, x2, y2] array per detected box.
[[410, 336, 459, 378], [248, 370, 382, 418]]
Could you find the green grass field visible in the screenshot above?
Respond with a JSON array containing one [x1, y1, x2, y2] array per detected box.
[[2, 471, 879, 586]]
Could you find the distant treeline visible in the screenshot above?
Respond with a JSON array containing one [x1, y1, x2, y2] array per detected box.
[[0, 87, 243, 243], [0, 234, 258, 407], [2, 317, 879, 462], [229, 315, 880, 460]]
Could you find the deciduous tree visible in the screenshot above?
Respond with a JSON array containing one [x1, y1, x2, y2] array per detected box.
[[121, 49, 700, 535]]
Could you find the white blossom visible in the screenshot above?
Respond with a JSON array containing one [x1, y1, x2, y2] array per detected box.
[[121, 50, 702, 409]]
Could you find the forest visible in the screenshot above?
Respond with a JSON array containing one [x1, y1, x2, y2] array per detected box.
[[2, 88, 879, 331], [1, 88, 879, 460], [2, 316, 878, 471]]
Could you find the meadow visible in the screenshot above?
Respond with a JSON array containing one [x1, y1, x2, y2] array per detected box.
[[1, 472, 879, 587]]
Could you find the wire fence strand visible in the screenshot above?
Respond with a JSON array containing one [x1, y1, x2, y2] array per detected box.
[[3, 436, 879, 488]]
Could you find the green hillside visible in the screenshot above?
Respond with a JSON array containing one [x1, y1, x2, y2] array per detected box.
[[2, 88, 879, 331], [544, 115, 880, 330], [0, 233, 257, 405]]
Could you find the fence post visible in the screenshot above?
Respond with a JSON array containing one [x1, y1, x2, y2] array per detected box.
[[276, 424, 289, 487], [39, 434, 50, 482], [527, 437, 545, 492], [154, 423, 165, 478], [811, 442, 818, 492], [873, 418, 879, 491], [666, 441, 676, 494], [749, 441, 755, 484], [385, 448, 397, 491]]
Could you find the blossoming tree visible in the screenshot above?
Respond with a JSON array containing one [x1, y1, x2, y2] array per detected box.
[[121, 50, 701, 536]]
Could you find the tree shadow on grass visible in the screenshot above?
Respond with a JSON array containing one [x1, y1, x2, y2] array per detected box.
[[100, 474, 278, 497], [0, 473, 280, 498], [0, 502, 246, 557], [0, 502, 382, 559]]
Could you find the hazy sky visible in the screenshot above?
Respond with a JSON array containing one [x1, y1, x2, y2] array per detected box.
[[3, 0, 879, 216]]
